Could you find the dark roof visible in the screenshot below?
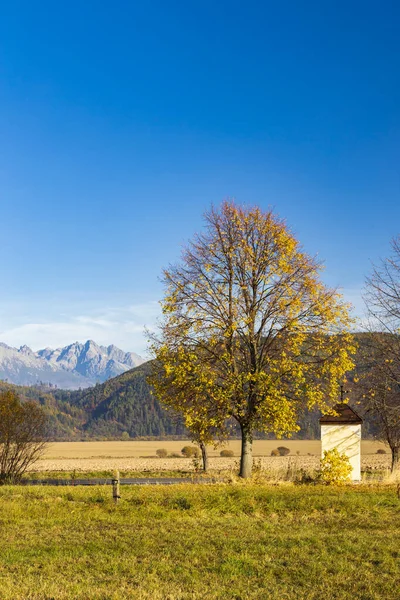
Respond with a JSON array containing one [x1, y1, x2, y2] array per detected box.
[[319, 403, 363, 425]]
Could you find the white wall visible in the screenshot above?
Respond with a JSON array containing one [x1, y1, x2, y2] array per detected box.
[[321, 424, 362, 481]]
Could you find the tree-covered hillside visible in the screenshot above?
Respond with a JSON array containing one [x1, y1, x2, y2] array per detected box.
[[0, 362, 185, 440], [64, 361, 186, 438]]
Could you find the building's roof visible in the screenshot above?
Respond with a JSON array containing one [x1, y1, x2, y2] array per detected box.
[[319, 403, 363, 425]]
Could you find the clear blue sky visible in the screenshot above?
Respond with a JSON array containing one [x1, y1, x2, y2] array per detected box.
[[0, 1, 399, 354]]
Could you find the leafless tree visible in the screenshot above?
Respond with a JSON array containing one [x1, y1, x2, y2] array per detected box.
[[0, 389, 48, 483], [363, 236, 400, 471]]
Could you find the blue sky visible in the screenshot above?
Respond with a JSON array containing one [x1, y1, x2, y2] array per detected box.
[[0, 1, 399, 355]]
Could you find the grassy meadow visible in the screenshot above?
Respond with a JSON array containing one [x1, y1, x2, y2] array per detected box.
[[0, 483, 399, 599]]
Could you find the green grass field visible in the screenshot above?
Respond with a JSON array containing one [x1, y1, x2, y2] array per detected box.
[[0, 484, 399, 599]]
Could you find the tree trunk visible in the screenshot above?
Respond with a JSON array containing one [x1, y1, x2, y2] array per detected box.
[[391, 446, 399, 472], [200, 441, 209, 472], [239, 424, 253, 478]]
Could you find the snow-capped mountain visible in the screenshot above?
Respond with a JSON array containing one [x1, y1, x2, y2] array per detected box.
[[0, 340, 145, 389]]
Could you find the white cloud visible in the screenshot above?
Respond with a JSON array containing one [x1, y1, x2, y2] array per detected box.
[[0, 302, 161, 355], [0, 290, 368, 355]]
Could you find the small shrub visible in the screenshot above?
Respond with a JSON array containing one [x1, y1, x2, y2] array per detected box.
[[277, 446, 290, 456], [252, 458, 263, 478], [172, 496, 191, 510], [91, 495, 106, 504], [156, 448, 168, 458], [294, 469, 317, 485], [377, 449, 387, 455], [319, 448, 352, 485], [192, 456, 201, 472], [271, 449, 280, 456], [181, 446, 200, 458], [170, 452, 182, 458], [220, 449, 234, 457]]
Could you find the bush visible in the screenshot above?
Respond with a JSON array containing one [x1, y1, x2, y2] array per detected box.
[[181, 446, 200, 458], [294, 469, 316, 484], [220, 449, 234, 457], [376, 449, 387, 454], [270, 449, 280, 456], [277, 446, 290, 456], [170, 453, 182, 458], [0, 390, 48, 484], [319, 448, 352, 485], [156, 448, 168, 458]]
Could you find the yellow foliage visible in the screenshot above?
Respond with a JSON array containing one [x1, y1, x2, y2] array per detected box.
[[320, 449, 352, 485], [148, 201, 356, 456]]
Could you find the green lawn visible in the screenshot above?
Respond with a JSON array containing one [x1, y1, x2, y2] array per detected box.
[[0, 484, 399, 599]]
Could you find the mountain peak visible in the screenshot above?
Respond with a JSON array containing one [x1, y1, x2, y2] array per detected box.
[[85, 339, 98, 347], [0, 340, 145, 389], [19, 345, 34, 355]]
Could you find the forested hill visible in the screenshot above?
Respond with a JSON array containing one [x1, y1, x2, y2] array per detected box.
[[0, 333, 380, 441], [0, 362, 185, 440]]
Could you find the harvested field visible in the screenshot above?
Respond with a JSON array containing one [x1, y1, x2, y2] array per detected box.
[[32, 440, 392, 473]]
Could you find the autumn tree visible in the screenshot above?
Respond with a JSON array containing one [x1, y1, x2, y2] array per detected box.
[[361, 236, 400, 470], [150, 201, 355, 477], [0, 390, 48, 483], [182, 419, 209, 472], [149, 358, 226, 472]]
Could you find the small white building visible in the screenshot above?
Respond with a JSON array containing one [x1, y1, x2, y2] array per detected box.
[[320, 403, 363, 481]]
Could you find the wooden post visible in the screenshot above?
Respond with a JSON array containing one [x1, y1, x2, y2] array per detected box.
[[112, 470, 120, 504]]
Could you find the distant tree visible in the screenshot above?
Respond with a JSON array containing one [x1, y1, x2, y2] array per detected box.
[[156, 448, 168, 458], [181, 445, 199, 458], [0, 390, 48, 483], [150, 201, 355, 477], [220, 449, 234, 457], [277, 446, 290, 456], [361, 237, 400, 471]]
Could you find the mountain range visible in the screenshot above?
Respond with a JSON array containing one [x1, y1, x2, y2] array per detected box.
[[0, 340, 145, 389]]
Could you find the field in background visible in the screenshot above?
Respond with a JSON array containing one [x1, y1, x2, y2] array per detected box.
[[42, 439, 388, 459], [0, 484, 398, 599], [34, 440, 391, 473]]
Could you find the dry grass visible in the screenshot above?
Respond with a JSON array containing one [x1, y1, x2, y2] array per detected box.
[[42, 439, 388, 459], [32, 440, 392, 474]]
